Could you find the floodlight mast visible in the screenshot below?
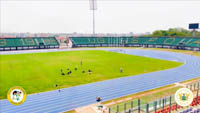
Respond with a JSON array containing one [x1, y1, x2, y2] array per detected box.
[[93, 6, 95, 35], [192, 29, 196, 37], [90, 0, 97, 36]]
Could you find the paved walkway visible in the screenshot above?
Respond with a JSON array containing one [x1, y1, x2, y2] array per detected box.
[[0, 48, 200, 113]]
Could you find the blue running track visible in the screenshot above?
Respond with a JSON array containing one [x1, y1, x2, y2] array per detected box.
[[0, 48, 200, 113]]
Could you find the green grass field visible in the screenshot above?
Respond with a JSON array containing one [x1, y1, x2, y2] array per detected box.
[[0, 50, 182, 99]]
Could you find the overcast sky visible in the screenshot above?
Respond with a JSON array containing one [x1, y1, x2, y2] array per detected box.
[[0, 0, 200, 34]]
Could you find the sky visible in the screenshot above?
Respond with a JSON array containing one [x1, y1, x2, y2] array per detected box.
[[0, 0, 200, 34]]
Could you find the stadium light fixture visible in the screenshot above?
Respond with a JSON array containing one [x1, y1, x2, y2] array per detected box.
[[89, 0, 97, 36]]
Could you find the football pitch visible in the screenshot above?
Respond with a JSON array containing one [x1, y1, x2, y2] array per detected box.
[[0, 50, 182, 99]]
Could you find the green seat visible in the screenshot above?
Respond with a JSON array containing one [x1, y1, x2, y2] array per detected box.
[[69, 37, 200, 48], [0, 37, 59, 48]]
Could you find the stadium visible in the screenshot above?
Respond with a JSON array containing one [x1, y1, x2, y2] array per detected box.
[[0, 36, 200, 113], [0, 0, 200, 113]]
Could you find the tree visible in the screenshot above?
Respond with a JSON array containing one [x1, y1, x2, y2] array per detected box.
[[148, 28, 200, 37]]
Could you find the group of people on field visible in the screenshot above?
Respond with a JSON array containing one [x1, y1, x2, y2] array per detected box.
[[60, 67, 93, 76], [60, 60, 94, 76], [57, 60, 125, 111]]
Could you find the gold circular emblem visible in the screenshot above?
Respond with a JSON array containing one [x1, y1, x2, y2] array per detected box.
[[175, 88, 193, 107], [7, 86, 26, 106]]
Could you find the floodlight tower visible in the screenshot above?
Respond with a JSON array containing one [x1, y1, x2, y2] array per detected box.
[[89, 0, 97, 36]]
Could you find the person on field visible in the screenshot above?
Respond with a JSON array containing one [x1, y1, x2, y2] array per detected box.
[[61, 69, 65, 75], [88, 69, 92, 74], [82, 70, 85, 73], [96, 96, 102, 102], [120, 68, 122, 73], [67, 70, 72, 75], [61, 72, 65, 76], [80, 60, 82, 66]]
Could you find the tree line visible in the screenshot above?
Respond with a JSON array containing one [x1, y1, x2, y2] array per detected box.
[[145, 28, 200, 37]]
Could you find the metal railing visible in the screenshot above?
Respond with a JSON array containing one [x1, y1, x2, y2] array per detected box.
[[109, 80, 200, 113]]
